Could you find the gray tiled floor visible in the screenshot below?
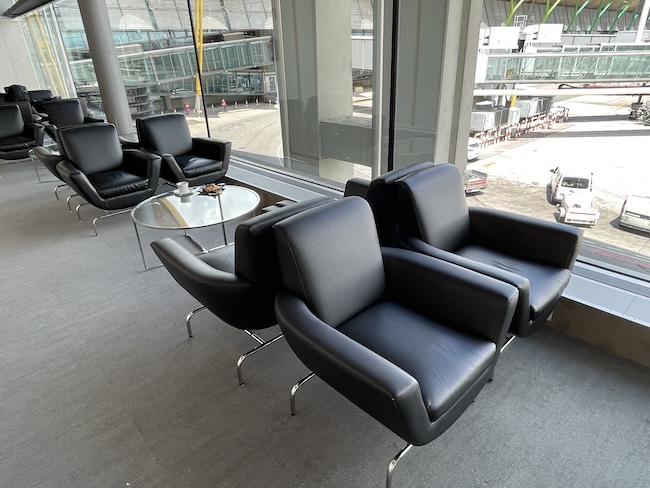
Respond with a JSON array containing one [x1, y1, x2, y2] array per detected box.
[[1, 159, 650, 487]]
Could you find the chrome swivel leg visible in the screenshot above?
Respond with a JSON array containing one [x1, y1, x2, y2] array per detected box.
[[91, 208, 131, 236], [66, 194, 80, 212], [237, 332, 284, 386], [500, 333, 517, 353], [54, 183, 67, 200], [290, 372, 315, 416], [386, 443, 413, 488], [75, 202, 91, 222], [185, 306, 205, 338]]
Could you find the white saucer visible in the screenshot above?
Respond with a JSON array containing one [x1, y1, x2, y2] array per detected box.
[[173, 189, 192, 197]]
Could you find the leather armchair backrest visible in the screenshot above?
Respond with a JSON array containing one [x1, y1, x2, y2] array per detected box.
[[44, 98, 85, 128], [29, 90, 56, 113], [137, 113, 193, 156], [28, 90, 54, 101], [274, 197, 385, 328], [365, 161, 435, 247], [234, 196, 335, 326], [0, 104, 24, 138], [396, 163, 471, 251], [0, 101, 35, 125], [58, 123, 124, 175]]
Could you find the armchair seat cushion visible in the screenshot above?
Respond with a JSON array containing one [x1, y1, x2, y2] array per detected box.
[[0, 135, 36, 151], [199, 243, 235, 273], [456, 245, 572, 321], [88, 170, 149, 199], [339, 301, 497, 422], [175, 154, 223, 177]]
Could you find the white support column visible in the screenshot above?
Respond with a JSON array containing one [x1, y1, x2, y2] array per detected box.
[[635, 0, 650, 44], [276, 0, 354, 178], [434, 0, 483, 170], [387, 0, 482, 172], [77, 0, 134, 138]]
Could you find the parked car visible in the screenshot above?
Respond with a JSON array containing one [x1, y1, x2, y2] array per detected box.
[[549, 166, 593, 204], [468, 137, 482, 161], [556, 194, 599, 227], [619, 195, 650, 233]]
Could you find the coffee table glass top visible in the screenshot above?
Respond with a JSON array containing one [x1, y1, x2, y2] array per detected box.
[[131, 185, 260, 230]]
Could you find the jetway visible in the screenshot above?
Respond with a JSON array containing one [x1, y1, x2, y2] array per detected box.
[[474, 86, 650, 97]]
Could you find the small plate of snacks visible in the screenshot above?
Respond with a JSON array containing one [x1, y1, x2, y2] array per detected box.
[[199, 183, 226, 196]]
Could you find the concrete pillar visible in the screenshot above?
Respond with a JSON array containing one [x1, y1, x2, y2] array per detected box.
[[77, 0, 134, 138], [387, 0, 482, 172], [276, 0, 354, 179]]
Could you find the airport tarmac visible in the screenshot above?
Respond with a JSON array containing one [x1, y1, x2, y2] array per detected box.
[[467, 92, 650, 272]]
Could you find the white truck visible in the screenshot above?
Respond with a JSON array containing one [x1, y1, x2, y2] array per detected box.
[[556, 194, 599, 227]]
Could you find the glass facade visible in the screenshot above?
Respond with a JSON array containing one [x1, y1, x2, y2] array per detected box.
[[8, 0, 650, 284]]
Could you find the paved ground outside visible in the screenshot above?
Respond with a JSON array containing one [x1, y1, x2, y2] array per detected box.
[[467, 93, 650, 274]]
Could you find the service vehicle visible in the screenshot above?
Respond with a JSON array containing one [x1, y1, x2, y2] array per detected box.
[[556, 194, 599, 227], [619, 195, 650, 233], [468, 137, 482, 161], [549, 166, 593, 203], [464, 168, 487, 194]]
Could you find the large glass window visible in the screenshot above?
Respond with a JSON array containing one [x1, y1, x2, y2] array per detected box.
[[18, 0, 650, 285]]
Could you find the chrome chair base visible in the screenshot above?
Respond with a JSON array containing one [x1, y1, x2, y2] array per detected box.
[[185, 306, 284, 385], [237, 331, 284, 386], [66, 193, 80, 212], [54, 183, 68, 200], [290, 372, 315, 416], [386, 443, 413, 488], [91, 209, 132, 236], [500, 333, 516, 353], [185, 306, 205, 338], [74, 202, 131, 236]]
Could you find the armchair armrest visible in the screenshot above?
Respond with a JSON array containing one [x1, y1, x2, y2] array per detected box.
[[469, 207, 583, 269], [192, 137, 231, 171], [275, 291, 433, 444], [122, 149, 161, 188], [382, 247, 518, 345], [84, 116, 104, 124], [398, 234, 529, 338], [343, 177, 370, 198], [151, 238, 260, 329], [56, 159, 102, 207], [25, 122, 45, 146], [119, 136, 140, 149]]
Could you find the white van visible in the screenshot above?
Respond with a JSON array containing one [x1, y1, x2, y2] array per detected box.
[[619, 195, 650, 233], [468, 137, 482, 161], [549, 167, 593, 204]]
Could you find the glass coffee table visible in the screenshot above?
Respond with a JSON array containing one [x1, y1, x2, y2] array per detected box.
[[131, 184, 260, 270]]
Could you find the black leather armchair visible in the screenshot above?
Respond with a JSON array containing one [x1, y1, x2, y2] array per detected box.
[[395, 163, 583, 342], [56, 123, 161, 235], [343, 162, 435, 246], [136, 112, 231, 186], [42, 98, 104, 142], [0, 104, 44, 160], [28, 89, 57, 115], [273, 197, 518, 488], [150, 196, 334, 385]]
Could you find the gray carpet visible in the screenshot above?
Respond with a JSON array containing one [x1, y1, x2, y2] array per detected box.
[[1, 158, 649, 488]]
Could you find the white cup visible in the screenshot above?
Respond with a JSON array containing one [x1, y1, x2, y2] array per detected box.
[[177, 181, 189, 195]]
